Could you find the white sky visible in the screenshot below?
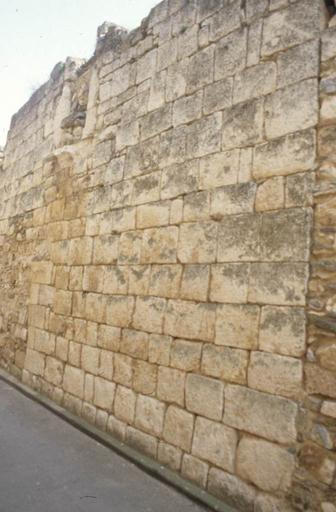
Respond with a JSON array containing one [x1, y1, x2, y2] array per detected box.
[[0, 0, 158, 147]]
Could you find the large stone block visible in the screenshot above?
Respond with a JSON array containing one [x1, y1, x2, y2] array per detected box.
[[186, 374, 224, 420], [305, 364, 336, 399], [177, 222, 218, 263], [141, 104, 172, 141], [170, 339, 202, 372], [132, 296, 166, 333], [157, 366, 185, 406], [248, 351, 303, 399], [141, 227, 179, 264], [215, 28, 247, 80], [224, 385, 298, 443], [161, 161, 198, 200], [135, 395, 165, 436], [211, 183, 256, 217], [163, 405, 194, 451], [237, 437, 295, 492], [63, 365, 85, 399], [217, 213, 261, 262], [94, 377, 115, 411], [277, 40, 319, 89], [164, 299, 216, 341], [199, 150, 239, 190], [216, 304, 260, 349], [202, 344, 248, 384], [181, 455, 209, 488], [259, 306, 306, 357], [192, 417, 237, 472], [222, 98, 264, 150], [186, 114, 222, 159], [208, 468, 256, 512], [114, 354, 133, 387], [136, 201, 170, 229], [210, 263, 249, 304], [133, 360, 157, 395], [186, 46, 214, 93], [105, 295, 134, 328], [173, 91, 202, 126], [233, 62, 276, 104], [148, 334, 171, 366], [126, 427, 157, 458], [149, 264, 182, 299], [203, 78, 233, 115], [120, 329, 148, 360], [180, 264, 209, 302]]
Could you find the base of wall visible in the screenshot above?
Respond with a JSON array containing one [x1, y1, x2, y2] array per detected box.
[[0, 368, 235, 512]]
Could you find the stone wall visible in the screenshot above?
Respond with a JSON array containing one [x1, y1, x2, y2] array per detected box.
[[1, 1, 335, 510]]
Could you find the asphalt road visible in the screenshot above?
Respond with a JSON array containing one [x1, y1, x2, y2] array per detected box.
[[0, 379, 207, 512]]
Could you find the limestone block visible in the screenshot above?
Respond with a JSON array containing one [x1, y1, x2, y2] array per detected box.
[[305, 364, 336, 399], [31, 261, 53, 284], [99, 350, 113, 380], [111, 180, 134, 209], [148, 71, 166, 112], [94, 377, 115, 411], [170, 198, 183, 224], [180, 264, 210, 302], [141, 227, 179, 264], [166, 60, 187, 102], [246, 0, 268, 21], [211, 183, 256, 217], [186, 374, 224, 420], [124, 137, 159, 179], [132, 296, 166, 333], [141, 104, 172, 141], [277, 40, 319, 89], [173, 91, 202, 127], [260, 208, 312, 262], [157, 366, 185, 406], [202, 344, 248, 384], [39, 285, 56, 307], [136, 201, 170, 229], [135, 395, 165, 436], [103, 266, 129, 295], [114, 354, 133, 387], [161, 161, 198, 200], [133, 360, 157, 395], [192, 417, 237, 472], [148, 264, 182, 299], [97, 324, 121, 352], [107, 415, 126, 441], [199, 150, 239, 189], [158, 442, 182, 472], [99, 64, 130, 100], [322, 27, 336, 61], [136, 48, 157, 84], [148, 334, 171, 366], [83, 266, 104, 293], [181, 454, 209, 488], [163, 405, 194, 451], [262, 0, 325, 56], [177, 25, 198, 60], [203, 78, 233, 115], [265, 79, 318, 139], [186, 45, 214, 93], [248, 263, 309, 306], [56, 337, 68, 362], [222, 98, 263, 149], [210, 263, 249, 304], [316, 343, 336, 372], [177, 222, 217, 263], [29, 305, 46, 330], [87, 322, 98, 347], [224, 385, 298, 443], [85, 293, 106, 323], [170, 339, 202, 372], [100, 208, 136, 234], [216, 304, 260, 349], [68, 342, 81, 367], [237, 437, 295, 492], [128, 265, 150, 295], [215, 28, 247, 80], [233, 62, 276, 104], [255, 177, 284, 212], [157, 38, 177, 71], [105, 295, 134, 328], [259, 306, 306, 357], [320, 95, 336, 123], [126, 427, 157, 458], [132, 172, 161, 206], [247, 18, 263, 67], [254, 494, 295, 512], [69, 237, 93, 265], [81, 345, 100, 375], [118, 231, 142, 265], [92, 235, 119, 264], [208, 468, 257, 512], [208, 2, 241, 42], [63, 365, 85, 399], [321, 401, 336, 419], [114, 385, 136, 424], [248, 351, 303, 399], [120, 329, 148, 360], [34, 328, 56, 355], [164, 299, 216, 342], [183, 191, 211, 222], [186, 113, 222, 158], [25, 349, 45, 376], [253, 129, 316, 180]]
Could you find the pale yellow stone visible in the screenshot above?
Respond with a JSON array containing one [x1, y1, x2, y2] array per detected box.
[[163, 405, 194, 451]]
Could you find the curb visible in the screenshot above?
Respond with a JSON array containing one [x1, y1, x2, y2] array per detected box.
[[0, 369, 237, 512]]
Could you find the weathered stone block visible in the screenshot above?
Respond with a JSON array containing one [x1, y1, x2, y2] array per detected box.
[[132, 296, 166, 333], [163, 405, 194, 451], [181, 455, 209, 488], [157, 366, 185, 406], [202, 344, 248, 384], [136, 201, 170, 229], [103, 266, 128, 295], [136, 48, 157, 84], [186, 373, 224, 420], [248, 351, 303, 399], [141, 227, 179, 264], [248, 263, 309, 305], [183, 191, 211, 223], [255, 177, 284, 212], [135, 395, 165, 436], [94, 376, 115, 411], [141, 104, 172, 141], [105, 295, 134, 328], [148, 264, 182, 299], [192, 417, 237, 472], [118, 230, 143, 265], [177, 222, 217, 263], [63, 365, 84, 399], [114, 354, 133, 387], [128, 265, 150, 296], [161, 161, 198, 200], [81, 345, 100, 375], [210, 263, 249, 303], [222, 98, 264, 149], [25, 349, 45, 376], [120, 329, 148, 360], [216, 304, 260, 349], [133, 360, 157, 395], [148, 334, 171, 366], [277, 40, 319, 89], [157, 442, 182, 472], [97, 324, 121, 352], [208, 468, 256, 512], [237, 437, 295, 492], [126, 427, 158, 458], [186, 46, 214, 93], [170, 339, 202, 372], [233, 62, 276, 104], [186, 114, 222, 159], [224, 385, 298, 443], [173, 91, 202, 126], [203, 78, 233, 115], [180, 264, 209, 302], [259, 306, 306, 357], [215, 28, 247, 80], [211, 183, 256, 217], [164, 299, 216, 341], [253, 129, 316, 180], [199, 150, 239, 189], [305, 364, 336, 399], [265, 80, 318, 139]]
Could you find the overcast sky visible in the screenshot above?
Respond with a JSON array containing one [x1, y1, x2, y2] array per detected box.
[[0, 0, 158, 147]]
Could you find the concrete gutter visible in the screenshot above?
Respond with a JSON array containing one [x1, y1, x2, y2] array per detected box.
[[0, 368, 237, 512]]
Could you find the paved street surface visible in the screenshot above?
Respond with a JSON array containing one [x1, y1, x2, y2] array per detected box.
[[0, 379, 208, 512]]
